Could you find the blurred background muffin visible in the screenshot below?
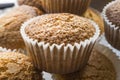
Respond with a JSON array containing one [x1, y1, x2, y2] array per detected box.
[[0, 5, 43, 50], [40, 0, 91, 15], [0, 52, 42, 80], [18, 0, 45, 12], [102, 0, 120, 50], [52, 49, 116, 80], [83, 8, 104, 34]]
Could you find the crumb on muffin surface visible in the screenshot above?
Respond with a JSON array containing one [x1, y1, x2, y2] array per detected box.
[[0, 52, 41, 80], [106, 1, 120, 27], [25, 13, 95, 45], [0, 5, 43, 49]]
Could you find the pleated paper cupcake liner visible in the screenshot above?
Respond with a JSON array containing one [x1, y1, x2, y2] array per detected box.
[[102, 1, 120, 50], [20, 17, 100, 74], [40, 0, 91, 15], [0, 47, 16, 52]]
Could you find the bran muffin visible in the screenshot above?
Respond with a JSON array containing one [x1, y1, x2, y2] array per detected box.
[[18, 0, 45, 12], [103, 1, 120, 50], [52, 50, 116, 80], [0, 52, 42, 80], [84, 8, 104, 34], [40, 0, 91, 15], [21, 13, 100, 74], [0, 5, 43, 50]]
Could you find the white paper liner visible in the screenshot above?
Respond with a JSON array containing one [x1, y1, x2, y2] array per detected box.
[[102, 0, 120, 50], [0, 47, 16, 52], [20, 16, 100, 74], [40, 0, 91, 15]]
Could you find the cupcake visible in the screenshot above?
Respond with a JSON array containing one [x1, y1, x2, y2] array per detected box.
[[0, 52, 42, 80], [21, 13, 100, 74], [102, 1, 120, 50], [52, 49, 116, 80], [40, 0, 91, 15], [0, 5, 43, 50], [18, 0, 45, 12]]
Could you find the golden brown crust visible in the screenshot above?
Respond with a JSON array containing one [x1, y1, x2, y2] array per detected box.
[[0, 52, 42, 80], [25, 13, 95, 45], [0, 5, 43, 49]]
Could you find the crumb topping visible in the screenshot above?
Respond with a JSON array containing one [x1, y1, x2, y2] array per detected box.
[[25, 13, 95, 45], [0, 52, 41, 80]]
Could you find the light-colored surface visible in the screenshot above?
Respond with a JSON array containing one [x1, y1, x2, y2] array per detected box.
[[0, 0, 18, 15]]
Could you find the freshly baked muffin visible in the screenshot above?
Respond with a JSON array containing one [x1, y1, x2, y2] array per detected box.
[[84, 8, 104, 34], [18, 0, 44, 12], [21, 13, 100, 74], [0, 52, 42, 80], [0, 5, 43, 50], [103, 0, 120, 50], [40, 0, 91, 15], [52, 50, 116, 80]]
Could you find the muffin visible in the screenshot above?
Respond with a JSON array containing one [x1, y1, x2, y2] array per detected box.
[[18, 0, 45, 12], [84, 8, 104, 34], [0, 52, 42, 80], [0, 5, 43, 50], [52, 50, 116, 80], [102, 0, 120, 50], [21, 13, 100, 74], [40, 0, 91, 15]]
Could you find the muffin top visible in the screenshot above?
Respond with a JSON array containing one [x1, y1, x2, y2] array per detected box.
[[25, 13, 95, 45], [0, 5, 43, 31], [0, 52, 41, 80], [52, 50, 116, 80], [18, 0, 43, 11], [80, 50, 116, 80], [106, 1, 120, 27], [0, 5, 43, 49]]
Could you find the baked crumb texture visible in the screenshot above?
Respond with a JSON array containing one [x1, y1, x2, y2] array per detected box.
[[25, 13, 95, 45], [18, 0, 43, 11], [81, 50, 116, 80], [0, 52, 41, 80], [0, 5, 43, 49], [106, 1, 120, 27], [52, 50, 116, 80]]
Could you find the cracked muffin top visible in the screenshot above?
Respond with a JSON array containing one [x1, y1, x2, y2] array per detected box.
[[0, 52, 41, 80], [25, 13, 95, 45]]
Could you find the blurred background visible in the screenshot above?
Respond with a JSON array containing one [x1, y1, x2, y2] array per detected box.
[[0, 0, 114, 14]]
